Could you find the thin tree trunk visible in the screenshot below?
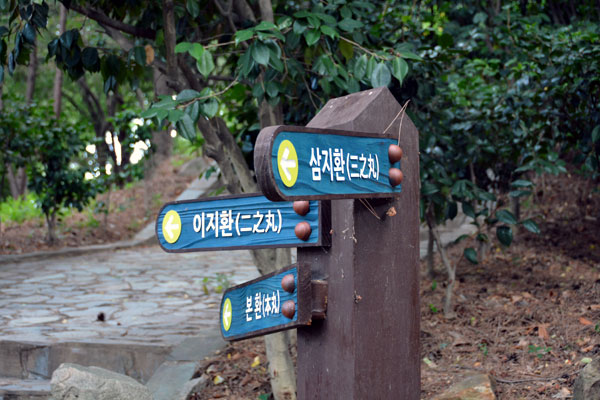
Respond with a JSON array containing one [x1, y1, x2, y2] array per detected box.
[[427, 226, 435, 279], [428, 219, 456, 319], [53, 4, 67, 118], [46, 211, 58, 245], [26, 43, 37, 105]]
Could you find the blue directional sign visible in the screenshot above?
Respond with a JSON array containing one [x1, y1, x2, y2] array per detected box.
[[156, 193, 325, 252], [255, 125, 403, 201], [220, 263, 312, 341]]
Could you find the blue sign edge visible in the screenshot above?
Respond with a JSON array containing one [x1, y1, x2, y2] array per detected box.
[[219, 263, 313, 342], [255, 125, 404, 201], [155, 192, 329, 253]]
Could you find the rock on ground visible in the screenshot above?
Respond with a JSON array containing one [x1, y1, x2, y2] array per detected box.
[[50, 363, 152, 400], [574, 359, 600, 399], [433, 373, 496, 400]]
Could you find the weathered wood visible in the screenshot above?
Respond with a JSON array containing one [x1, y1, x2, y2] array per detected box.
[[155, 193, 329, 252], [220, 263, 313, 341], [254, 125, 403, 201], [297, 87, 420, 399]]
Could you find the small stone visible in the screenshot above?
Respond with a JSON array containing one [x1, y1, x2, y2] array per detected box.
[[433, 373, 496, 400], [50, 363, 153, 400], [574, 358, 600, 399]]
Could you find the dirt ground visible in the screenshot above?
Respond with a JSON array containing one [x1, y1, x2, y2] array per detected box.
[[192, 172, 600, 400], [0, 157, 195, 255]]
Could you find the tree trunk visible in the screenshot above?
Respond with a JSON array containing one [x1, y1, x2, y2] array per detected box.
[[46, 211, 58, 245], [53, 4, 67, 118], [427, 226, 435, 279], [26, 42, 37, 105], [7, 166, 27, 199]]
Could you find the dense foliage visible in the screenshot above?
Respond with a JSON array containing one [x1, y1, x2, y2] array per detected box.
[[0, 0, 598, 271]]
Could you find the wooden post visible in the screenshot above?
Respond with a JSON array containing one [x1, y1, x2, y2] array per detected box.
[[297, 87, 420, 399]]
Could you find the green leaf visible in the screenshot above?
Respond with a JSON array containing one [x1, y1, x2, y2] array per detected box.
[[592, 125, 600, 143], [185, 100, 200, 123], [511, 179, 533, 188], [392, 57, 408, 84], [255, 21, 277, 31], [496, 226, 513, 246], [265, 81, 279, 98], [397, 51, 422, 61], [234, 29, 254, 45], [22, 23, 35, 44], [81, 47, 99, 70], [346, 77, 359, 93], [176, 89, 201, 102], [189, 43, 204, 60], [293, 20, 307, 34], [370, 63, 391, 88], [354, 54, 367, 80], [176, 114, 196, 141], [197, 50, 215, 77], [200, 99, 219, 118], [464, 248, 478, 264], [304, 29, 320, 46], [509, 190, 532, 198], [133, 46, 146, 66], [167, 109, 184, 123], [338, 18, 364, 32], [320, 25, 338, 39], [462, 202, 475, 219], [496, 209, 517, 225], [175, 42, 192, 53], [251, 42, 270, 66], [140, 107, 158, 119], [339, 39, 354, 60], [521, 219, 540, 234], [186, 0, 200, 18], [421, 182, 439, 196]]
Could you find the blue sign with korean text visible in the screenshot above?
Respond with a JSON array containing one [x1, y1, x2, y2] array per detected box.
[[156, 194, 323, 252], [220, 263, 312, 341], [255, 126, 403, 201]]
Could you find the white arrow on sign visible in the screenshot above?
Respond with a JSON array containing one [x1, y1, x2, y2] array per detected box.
[[280, 147, 297, 181], [164, 214, 180, 241]]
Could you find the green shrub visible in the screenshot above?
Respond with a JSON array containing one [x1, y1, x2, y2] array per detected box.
[[0, 194, 43, 224]]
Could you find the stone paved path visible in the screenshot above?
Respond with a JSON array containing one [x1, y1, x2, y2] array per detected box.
[[0, 246, 259, 346]]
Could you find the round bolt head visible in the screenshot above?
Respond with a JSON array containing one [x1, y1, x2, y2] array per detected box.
[[294, 221, 312, 241], [281, 274, 296, 293], [282, 300, 296, 319], [388, 144, 403, 163], [389, 168, 403, 187], [293, 201, 310, 216]]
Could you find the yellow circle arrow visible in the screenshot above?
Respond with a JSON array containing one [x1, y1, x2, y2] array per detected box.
[[162, 210, 181, 244], [277, 140, 298, 187], [222, 298, 232, 331]]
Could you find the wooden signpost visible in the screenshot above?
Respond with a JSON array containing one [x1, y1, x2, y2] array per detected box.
[[158, 87, 419, 399], [254, 125, 404, 201], [155, 194, 326, 252]]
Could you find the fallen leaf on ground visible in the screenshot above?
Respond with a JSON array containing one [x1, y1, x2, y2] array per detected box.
[[579, 317, 594, 326], [538, 324, 550, 340]]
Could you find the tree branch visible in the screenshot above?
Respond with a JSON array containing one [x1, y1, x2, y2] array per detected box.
[[67, 4, 156, 39]]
